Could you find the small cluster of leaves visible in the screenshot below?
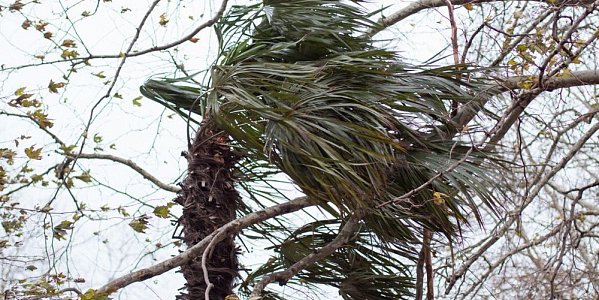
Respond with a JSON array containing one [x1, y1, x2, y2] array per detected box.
[[9, 87, 42, 108], [0, 148, 17, 191], [503, 12, 587, 78], [4, 273, 88, 299]]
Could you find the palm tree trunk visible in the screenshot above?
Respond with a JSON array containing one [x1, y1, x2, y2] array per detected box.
[[175, 119, 240, 300]]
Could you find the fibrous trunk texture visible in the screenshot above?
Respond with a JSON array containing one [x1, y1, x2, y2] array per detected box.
[[175, 120, 240, 300]]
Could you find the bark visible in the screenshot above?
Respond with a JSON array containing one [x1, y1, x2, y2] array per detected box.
[[175, 119, 240, 300]]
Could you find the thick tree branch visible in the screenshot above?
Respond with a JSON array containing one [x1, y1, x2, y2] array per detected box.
[[95, 196, 313, 296], [65, 152, 181, 193], [249, 210, 364, 298], [367, 0, 593, 37], [445, 69, 599, 137]]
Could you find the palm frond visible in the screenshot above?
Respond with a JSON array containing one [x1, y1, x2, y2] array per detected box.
[[238, 218, 415, 300], [141, 1, 503, 298]]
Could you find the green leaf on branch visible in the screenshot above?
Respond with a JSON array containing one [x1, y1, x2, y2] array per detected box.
[[132, 96, 142, 107], [93, 71, 106, 79], [81, 289, 109, 300], [48, 80, 65, 93], [61, 49, 79, 59], [75, 170, 92, 183], [53, 220, 73, 240], [15, 87, 27, 96], [59, 144, 77, 154], [29, 109, 54, 128], [129, 215, 150, 233], [152, 202, 175, 218]]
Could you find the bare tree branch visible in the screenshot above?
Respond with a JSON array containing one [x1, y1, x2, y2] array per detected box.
[[445, 69, 599, 137], [445, 120, 599, 294], [65, 152, 181, 193], [95, 196, 313, 296], [0, 112, 66, 147], [367, 0, 594, 37]]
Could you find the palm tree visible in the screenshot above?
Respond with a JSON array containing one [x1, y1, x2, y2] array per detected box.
[[142, 1, 500, 299]]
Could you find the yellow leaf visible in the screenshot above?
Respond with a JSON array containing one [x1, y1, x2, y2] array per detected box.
[[48, 80, 65, 93], [463, 3, 474, 11], [61, 49, 79, 59], [75, 170, 92, 183], [433, 192, 447, 205], [29, 109, 54, 128], [129, 215, 150, 233], [517, 79, 534, 89], [14, 87, 26, 96], [24, 145, 43, 160], [159, 13, 169, 26], [93, 71, 106, 79], [61, 39, 77, 48], [557, 68, 572, 78], [153, 206, 170, 218]]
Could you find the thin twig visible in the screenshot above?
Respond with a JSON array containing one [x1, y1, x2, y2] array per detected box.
[[65, 152, 180, 193]]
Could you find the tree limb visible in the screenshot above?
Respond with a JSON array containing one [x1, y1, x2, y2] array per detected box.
[[445, 69, 599, 138], [249, 210, 364, 298], [65, 152, 181, 193], [95, 196, 313, 296], [367, 0, 593, 37]]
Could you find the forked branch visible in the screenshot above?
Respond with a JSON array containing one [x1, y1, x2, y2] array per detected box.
[[249, 210, 364, 298]]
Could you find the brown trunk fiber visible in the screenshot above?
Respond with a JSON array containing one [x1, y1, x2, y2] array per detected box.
[[175, 120, 240, 300]]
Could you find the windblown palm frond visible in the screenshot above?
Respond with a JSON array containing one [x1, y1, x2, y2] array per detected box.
[[238, 219, 415, 300], [142, 1, 502, 298], [140, 78, 205, 124]]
